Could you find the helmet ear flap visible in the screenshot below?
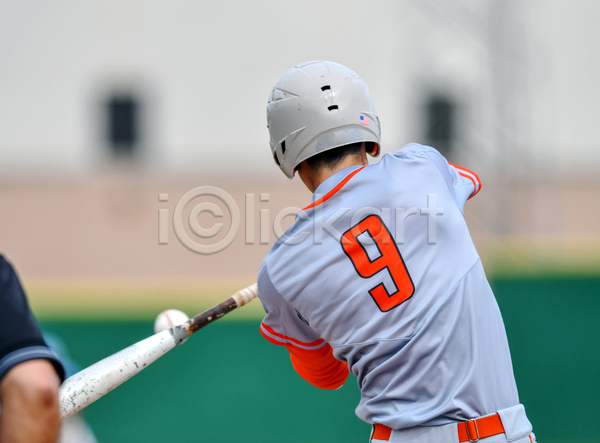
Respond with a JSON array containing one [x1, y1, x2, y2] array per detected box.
[[272, 140, 286, 166], [367, 142, 380, 157], [273, 140, 294, 179]]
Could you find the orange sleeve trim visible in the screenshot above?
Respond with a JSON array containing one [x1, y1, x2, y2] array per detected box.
[[448, 162, 481, 199], [303, 165, 367, 211], [261, 323, 325, 347], [260, 326, 286, 347], [260, 324, 325, 350], [448, 162, 480, 182], [458, 171, 478, 199]]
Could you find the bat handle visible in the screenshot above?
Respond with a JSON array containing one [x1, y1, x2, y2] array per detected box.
[[232, 283, 258, 307]]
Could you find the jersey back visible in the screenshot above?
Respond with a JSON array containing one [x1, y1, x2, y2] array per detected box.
[[258, 143, 518, 429]]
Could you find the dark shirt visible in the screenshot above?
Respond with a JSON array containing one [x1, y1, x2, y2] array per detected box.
[[0, 255, 65, 383]]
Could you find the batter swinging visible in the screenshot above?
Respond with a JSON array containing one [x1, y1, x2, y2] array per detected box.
[[258, 61, 536, 443]]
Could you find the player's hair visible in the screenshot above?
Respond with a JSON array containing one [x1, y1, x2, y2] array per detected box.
[[301, 142, 371, 172]]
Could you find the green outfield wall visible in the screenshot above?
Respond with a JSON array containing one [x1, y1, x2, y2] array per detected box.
[[40, 276, 600, 443]]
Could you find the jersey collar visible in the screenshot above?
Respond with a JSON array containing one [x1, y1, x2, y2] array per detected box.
[[303, 165, 367, 211]]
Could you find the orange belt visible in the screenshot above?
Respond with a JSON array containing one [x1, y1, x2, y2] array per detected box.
[[372, 413, 505, 442], [457, 414, 505, 442]]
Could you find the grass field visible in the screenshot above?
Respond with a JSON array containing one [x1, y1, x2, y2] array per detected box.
[[35, 275, 600, 443]]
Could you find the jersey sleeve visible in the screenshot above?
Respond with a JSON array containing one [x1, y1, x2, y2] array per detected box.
[[0, 256, 66, 383], [258, 264, 349, 390], [398, 143, 482, 210]]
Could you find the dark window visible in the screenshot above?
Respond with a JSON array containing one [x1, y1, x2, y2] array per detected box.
[[425, 95, 455, 157], [107, 95, 139, 157]]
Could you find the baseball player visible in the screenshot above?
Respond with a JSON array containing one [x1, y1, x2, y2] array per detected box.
[[258, 61, 536, 442]]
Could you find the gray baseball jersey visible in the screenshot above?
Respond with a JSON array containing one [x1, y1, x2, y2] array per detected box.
[[258, 143, 519, 430]]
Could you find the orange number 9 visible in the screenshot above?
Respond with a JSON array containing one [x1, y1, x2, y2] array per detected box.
[[340, 215, 414, 312]]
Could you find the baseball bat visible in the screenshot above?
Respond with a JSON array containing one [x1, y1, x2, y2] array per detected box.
[[58, 283, 258, 420]]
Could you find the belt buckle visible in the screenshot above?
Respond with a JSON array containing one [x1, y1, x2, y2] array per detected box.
[[466, 419, 479, 442]]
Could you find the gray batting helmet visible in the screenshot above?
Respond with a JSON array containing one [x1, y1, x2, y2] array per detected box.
[[267, 61, 381, 178]]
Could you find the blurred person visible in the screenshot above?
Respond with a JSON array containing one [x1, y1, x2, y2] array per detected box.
[[0, 255, 65, 443], [260, 61, 536, 442]]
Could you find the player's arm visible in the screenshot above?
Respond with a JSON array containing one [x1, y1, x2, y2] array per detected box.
[[398, 143, 482, 210], [0, 256, 65, 443], [258, 266, 349, 390], [0, 359, 61, 443], [424, 147, 481, 208], [260, 320, 349, 390]]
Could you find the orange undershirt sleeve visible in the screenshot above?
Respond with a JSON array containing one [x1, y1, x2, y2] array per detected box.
[[286, 343, 349, 390]]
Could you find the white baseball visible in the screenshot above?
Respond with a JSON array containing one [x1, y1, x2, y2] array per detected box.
[[154, 309, 190, 334]]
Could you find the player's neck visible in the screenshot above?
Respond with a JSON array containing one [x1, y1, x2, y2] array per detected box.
[[298, 154, 368, 193]]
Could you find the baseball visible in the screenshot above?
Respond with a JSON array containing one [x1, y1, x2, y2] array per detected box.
[[154, 309, 190, 334]]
